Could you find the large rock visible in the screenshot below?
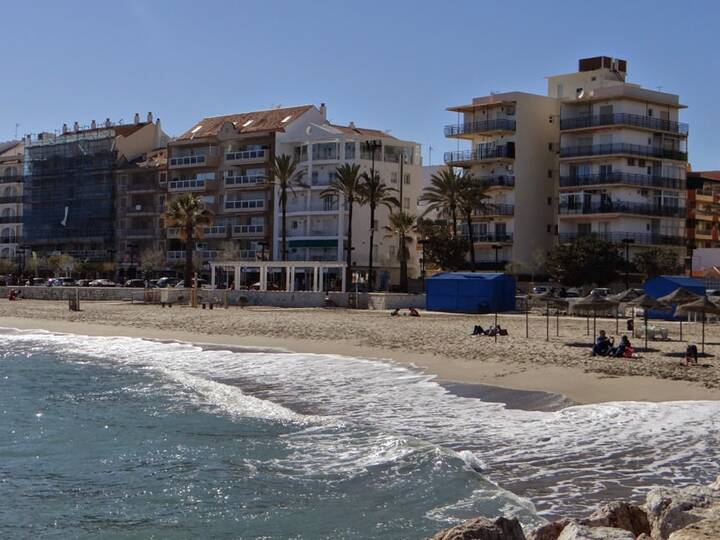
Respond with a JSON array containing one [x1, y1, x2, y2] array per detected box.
[[526, 519, 572, 540], [645, 478, 720, 539], [667, 506, 720, 539], [580, 501, 651, 537], [431, 516, 527, 540], [556, 522, 634, 540]]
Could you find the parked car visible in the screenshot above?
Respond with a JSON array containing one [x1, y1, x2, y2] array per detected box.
[[124, 279, 146, 288], [56, 277, 77, 287], [707, 289, 720, 298], [89, 279, 116, 287], [174, 278, 208, 289], [46, 278, 62, 287], [156, 277, 179, 288], [32, 277, 45, 286], [590, 287, 611, 297], [76, 279, 91, 287]]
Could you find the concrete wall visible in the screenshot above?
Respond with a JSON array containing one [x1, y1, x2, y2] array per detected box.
[[0, 286, 136, 301], [367, 293, 425, 310]]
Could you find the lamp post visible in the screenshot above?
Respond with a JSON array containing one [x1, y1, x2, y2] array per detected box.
[[107, 248, 116, 281], [621, 238, 635, 290], [127, 242, 139, 280], [418, 238, 429, 292]]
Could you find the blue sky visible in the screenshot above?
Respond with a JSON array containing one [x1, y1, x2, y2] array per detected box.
[[2, 0, 719, 169]]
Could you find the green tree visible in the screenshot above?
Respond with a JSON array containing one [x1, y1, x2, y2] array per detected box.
[[545, 236, 624, 287], [632, 247, 683, 278], [47, 254, 76, 276], [321, 163, 363, 287], [384, 211, 416, 292], [140, 248, 166, 277], [419, 166, 464, 238], [457, 174, 493, 270], [165, 193, 214, 287], [358, 171, 397, 290], [267, 154, 305, 261], [416, 218, 469, 271]]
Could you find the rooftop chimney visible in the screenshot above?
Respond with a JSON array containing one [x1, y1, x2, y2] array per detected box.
[[349, 121, 356, 129], [147, 112, 153, 123], [133, 113, 140, 125], [319, 103, 327, 119], [73, 122, 80, 132], [105, 118, 111, 128], [62, 123, 68, 134], [91, 120, 97, 129]]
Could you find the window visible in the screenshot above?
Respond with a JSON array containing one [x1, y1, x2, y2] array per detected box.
[[159, 172, 167, 184], [404, 174, 410, 185], [345, 142, 355, 160], [638, 159, 645, 167], [548, 142, 554, 151], [547, 224, 551, 232], [548, 169, 553, 179], [390, 172, 398, 184], [403, 197, 410, 209], [556, 84, 564, 98], [547, 197, 552, 205], [627, 158, 636, 166], [648, 108, 653, 117]]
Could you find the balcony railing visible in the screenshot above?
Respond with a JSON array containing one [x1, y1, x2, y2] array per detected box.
[[0, 215, 20, 224], [167, 250, 219, 261], [168, 178, 207, 192], [476, 204, 515, 217], [224, 199, 265, 211], [0, 237, 17, 244], [0, 195, 22, 204], [559, 231, 685, 246], [232, 224, 265, 236], [460, 232, 513, 243], [225, 149, 267, 162], [126, 181, 156, 192], [479, 175, 515, 188], [224, 174, 264, 187], [127, 205, 159, 214], [696, 188, 720, 197], [169, 155, 206, 167], [559, 201, 686, 218], [444, 144, 515, 164], [0, 175, 22, 184], [560, 113, 688, 135], [559, 172, 686, 190], [444, 118, 517, 137], [126, 228, 155, 238], [559, 144, 687, 161]]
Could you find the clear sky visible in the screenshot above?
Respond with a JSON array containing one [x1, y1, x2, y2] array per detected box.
[[2, 0, 719, 169]]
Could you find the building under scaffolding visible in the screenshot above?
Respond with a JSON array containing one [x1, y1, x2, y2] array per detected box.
[[22, 115, 167, 263]]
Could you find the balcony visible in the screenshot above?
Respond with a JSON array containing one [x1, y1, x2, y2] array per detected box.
[[560, 113, 688, 135], [168, 153, 219, 168], [126, 228, 155, 239], [559, 201, 686, 218], [559, 143, 687, 162], [232, 224, 265, 237], [167, 250, 220, 261], [0, 195, 22, 204], [0, 175, 22, 184], [168, 178, 213, 192], [444, 118, 516, 138], [224, 199, 266, 212], [479, 175, 515, 188], [559, 172, 686, 190], [0, 237, 17, 244], [224, 174, 265, 188], [444, 144, 515, 165], [225, 149, 267, 163], [469, 233, 514, 244], [0, 215, 21, 224], [559, 231, 685, 246], [127, 205, 159, 215], [476, 204, 515, 217], [126, 181, 157, 193]]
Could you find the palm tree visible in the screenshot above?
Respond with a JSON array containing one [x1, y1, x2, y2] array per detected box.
[[267, 154, 305, 261], [384, 211, 416, 292], [321, 163, 363, 287], [457, 174, 494, 270], [165, 193, 214, 287], [358, 171, 398, 291], [419, 166, 464, 237]]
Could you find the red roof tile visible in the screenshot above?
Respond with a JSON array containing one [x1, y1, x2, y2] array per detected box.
[[178, 105, 314, 140]]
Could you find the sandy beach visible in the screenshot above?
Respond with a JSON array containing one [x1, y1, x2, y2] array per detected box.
[[0, 299, 719, 404]]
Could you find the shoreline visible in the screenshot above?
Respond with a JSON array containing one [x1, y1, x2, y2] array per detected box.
[[2, 312, 719, 405]]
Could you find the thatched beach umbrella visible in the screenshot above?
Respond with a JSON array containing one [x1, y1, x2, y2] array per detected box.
[[609, 288, 642, 334], [625, 294, 670, 351], [675, 296, 720, 354], [574, 293, 619, 345], [657, 287, 700, 342]]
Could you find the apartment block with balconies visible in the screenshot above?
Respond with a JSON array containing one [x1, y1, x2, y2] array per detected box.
[[686, 171, 720, 251], [444, 92, 558, 271], [0, 141, 24, 263], [551, 57, 688, 259], [167, 105, 321, 264], [276, 106, 423, 285]]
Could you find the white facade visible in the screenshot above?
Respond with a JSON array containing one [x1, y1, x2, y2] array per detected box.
[[0, 142, 23, 262], [276, 109, 423, 285]]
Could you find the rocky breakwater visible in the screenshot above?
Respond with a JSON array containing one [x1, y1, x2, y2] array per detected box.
[[431, 476, 720, 540]]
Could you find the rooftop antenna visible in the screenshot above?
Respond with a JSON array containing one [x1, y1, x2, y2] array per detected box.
[[14, 123, 19, 140], [428, 145, 434, 166], [656, 86, 663, 91]]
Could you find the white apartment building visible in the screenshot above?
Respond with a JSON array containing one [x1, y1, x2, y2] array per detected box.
[[444, 92, 557, 272], [0, 141, 24, 262], [551, 56, 688, 260], [276, 108, 423, 286]]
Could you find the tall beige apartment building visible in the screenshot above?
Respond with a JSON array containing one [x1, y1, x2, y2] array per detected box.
[[0, 141, 24, 263], [444, 56, 688, 273], [444, 92, 558, 272]]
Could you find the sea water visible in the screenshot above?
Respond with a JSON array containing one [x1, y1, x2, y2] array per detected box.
[[1, 328, 718, 539]]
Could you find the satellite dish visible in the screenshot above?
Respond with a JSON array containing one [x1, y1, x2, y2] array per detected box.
[[577, 90, 585, 99]]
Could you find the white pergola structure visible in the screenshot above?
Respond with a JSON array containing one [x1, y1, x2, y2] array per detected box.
[[209, 261, 348, 292]]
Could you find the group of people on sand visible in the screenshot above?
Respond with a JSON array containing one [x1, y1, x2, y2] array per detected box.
[[390, 307, 420, 317], [591, 330, 634, 358], [471, 324, 507, 337]]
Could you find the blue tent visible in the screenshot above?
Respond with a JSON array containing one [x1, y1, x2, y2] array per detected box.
[[426, 272, 516, 313], [644, 275, 706, 320]]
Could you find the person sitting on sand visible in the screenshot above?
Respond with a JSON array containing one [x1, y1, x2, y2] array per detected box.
[[472, 325, 485, 336], [685, 343, 699, 366], [592, 330, 613, 356], [612, 335, 632, 357], [408, 307, 420, 317], [391, 308, 400, 317]]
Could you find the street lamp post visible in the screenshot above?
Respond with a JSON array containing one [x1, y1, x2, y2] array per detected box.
[[621, 238, 635, 290]]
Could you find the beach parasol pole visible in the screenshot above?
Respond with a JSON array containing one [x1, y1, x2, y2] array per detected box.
[[546, 302, 549, 341], [525, 297, 529, 339], [556, 307, 560, 337]]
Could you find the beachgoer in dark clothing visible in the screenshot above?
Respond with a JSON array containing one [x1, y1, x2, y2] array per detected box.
[[612, 335, 631, 357], [391, 308, 400, 317], [592, 330, 613, 356], [409, 307, 420, 317], [685, 343, 699, 366], [626, 319, 634, 332], [472, 325, 485, 336]]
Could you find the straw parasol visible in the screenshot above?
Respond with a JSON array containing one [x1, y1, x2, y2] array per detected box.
[[656, 287, 701, 341], [675, 296, 720, 354], [609, 288, 642, 334], [574, 293, 619, 345], [625, 294, 671, 351]]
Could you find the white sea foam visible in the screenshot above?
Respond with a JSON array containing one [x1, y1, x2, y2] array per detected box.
[[2, 327, 719, 518]]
